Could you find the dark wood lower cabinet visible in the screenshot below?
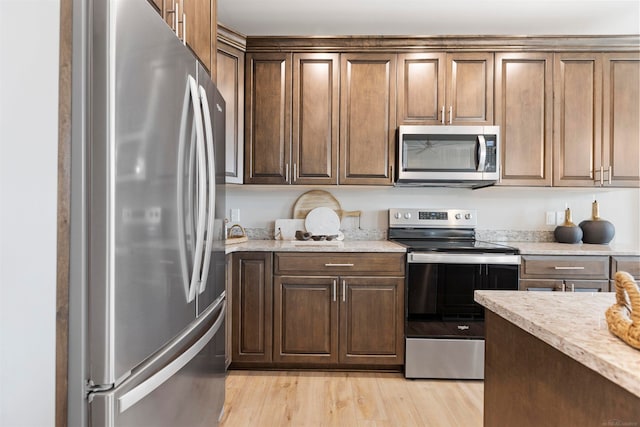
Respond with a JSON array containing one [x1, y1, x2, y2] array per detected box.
[[340, 277, 404, 365], [273, 275, 404, 367], [273, 276, 338, 363], [231, 252, 273, 365], [232, 251, 405, 369]]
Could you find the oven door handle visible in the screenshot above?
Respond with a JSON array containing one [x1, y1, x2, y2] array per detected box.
[[408, 253, 521, 265]]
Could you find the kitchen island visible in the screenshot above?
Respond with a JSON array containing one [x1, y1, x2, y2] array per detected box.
[[475, 291, 640, 427]]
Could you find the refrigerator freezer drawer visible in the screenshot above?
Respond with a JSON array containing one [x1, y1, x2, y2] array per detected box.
[[90, 299, 226, 427]]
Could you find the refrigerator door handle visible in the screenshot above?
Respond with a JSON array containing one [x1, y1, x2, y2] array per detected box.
[[117, 298, 226, 413], [176, 80, 192, 300], [187, 75, 207, 303], [197, 84, 216, 294]]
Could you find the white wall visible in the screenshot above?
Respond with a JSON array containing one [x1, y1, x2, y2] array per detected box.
[[0, 1, 60, 426], [227, 185, 640, 246]]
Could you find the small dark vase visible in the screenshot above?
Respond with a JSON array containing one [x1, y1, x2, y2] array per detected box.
[[579, 200, 615, 244], [554, 208, 583, 244]]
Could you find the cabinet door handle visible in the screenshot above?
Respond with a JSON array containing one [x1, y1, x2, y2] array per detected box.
[[561, 283, 566, 292], [607, 165, 612, 185], [342, 280, 346, 302], [324, 263, 354, 267], [182, 12, 186, 45], [600, 165, 604, 186], [553, 266, 585, 270], [332, 280, 337, 302], [293, 163, 297, 182], [441, 106, 445, 124], [285, 163, 289, 182], [448, 106, 452, 125], [569, 283, 575, 292]]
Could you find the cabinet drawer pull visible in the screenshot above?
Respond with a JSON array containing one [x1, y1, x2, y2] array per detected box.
[[324, 263, 354, 267], [553, 266, 585, 270]]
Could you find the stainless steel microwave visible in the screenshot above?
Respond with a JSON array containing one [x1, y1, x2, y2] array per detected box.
[[396, 125, 500, 189]]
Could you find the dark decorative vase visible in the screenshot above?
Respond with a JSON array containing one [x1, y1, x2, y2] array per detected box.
[[579, 200, 615, 244], [554, 208, 583, 244]]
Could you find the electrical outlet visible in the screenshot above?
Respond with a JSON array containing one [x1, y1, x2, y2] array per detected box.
[[556, 210, 566, 225], [545, 211, 556, 225], [231, 208, 240, 222]]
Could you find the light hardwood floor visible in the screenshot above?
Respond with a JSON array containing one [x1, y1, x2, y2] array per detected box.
[[219, 370, 483, 427]]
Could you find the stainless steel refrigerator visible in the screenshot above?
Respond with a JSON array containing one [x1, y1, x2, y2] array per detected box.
[[68, 0, 226, 425]]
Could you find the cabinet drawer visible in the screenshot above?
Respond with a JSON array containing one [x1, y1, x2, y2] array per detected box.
[[610, 256, 640, 279], [520, 255, 609, 280], [274, 252, 405, 276]]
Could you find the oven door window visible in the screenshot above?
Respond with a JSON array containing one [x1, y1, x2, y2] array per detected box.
[[402, 134, 479, 172], [438, 264, 484, 318]]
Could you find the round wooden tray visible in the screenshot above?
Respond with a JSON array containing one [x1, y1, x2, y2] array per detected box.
[[292, 190, 360, 220]]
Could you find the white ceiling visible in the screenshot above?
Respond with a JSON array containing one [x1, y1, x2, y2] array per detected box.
[[218, 0, 640, 36]]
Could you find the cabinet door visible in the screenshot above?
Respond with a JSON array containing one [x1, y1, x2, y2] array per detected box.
[[553, 53, 603, 187], [183, 0, 212, 73], [217, 40, 244, 183], [339, 276, 404, 365], [245, 52, 292, 184], [225, 254, 232, 367], [602, 52, 640, 187], [396, 53, 446, 125], [273, 276, 338, 363], [231, 252, 273, 364], [292, 53, 339, 184], [495, 52, 553, 186], [446, 52, 494, 125], [340, 53, 396, 185]]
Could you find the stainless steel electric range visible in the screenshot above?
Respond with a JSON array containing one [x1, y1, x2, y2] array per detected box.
[[388, 208, 520, 379]]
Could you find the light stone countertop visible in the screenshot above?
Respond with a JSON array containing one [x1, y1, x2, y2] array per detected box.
[[509, 242, 640, 256], [475, 290, 640, 398], [225, 240, 407, 254]]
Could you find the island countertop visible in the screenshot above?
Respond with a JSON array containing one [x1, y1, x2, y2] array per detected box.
[[474, 290, 640, 398]]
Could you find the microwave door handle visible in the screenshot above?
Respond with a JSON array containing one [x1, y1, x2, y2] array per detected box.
[[477, 135, 487, 172]]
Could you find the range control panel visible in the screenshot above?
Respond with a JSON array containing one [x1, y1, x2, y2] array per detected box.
[[389, 208, 478, 228]]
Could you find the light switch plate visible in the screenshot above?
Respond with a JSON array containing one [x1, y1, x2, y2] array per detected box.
[[545, 211, 556, 225]]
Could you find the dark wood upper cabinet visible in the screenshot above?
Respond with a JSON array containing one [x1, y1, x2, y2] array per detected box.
[[602, 52, 640, 187], [397, 52, 493, 125], [159, 0, 215, 76], [292, 53, 340, 185], [495, 52, 553, 186], [554, 52, 639, 188], [244, 52, 292, 184], [553, 53, 602, 187], [340, 53, 396, 185], [217, 36, 245, 183]]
